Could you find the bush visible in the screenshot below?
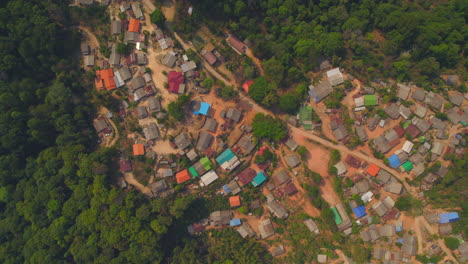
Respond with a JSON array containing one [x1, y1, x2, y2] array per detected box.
[[252, 113, 287, 141], [150, 9, 166, 27], [444, 237, 460, 250]]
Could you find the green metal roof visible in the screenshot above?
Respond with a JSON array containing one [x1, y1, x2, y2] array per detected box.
[[251, 172, 267, 187], [364, 95, 377, 106], [402, 121, 411, 129], [331, 207, 342, 225], [200, 157, 212, 170], [402, 161, 413, 172], [216, 149, 235, 165], [188, 166, 198, 178], [299, 106, 313, 130]]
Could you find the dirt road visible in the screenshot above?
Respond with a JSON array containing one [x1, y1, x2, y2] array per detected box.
[[246, 48, 264, 76], [289, 126, 414, 195], [124, 172, 151, 194], [169, 19, 416, 198], [156, 0, 416, 201], [77, 26, 102, 57], [414, 217, 425, 255], [417, 216, 459, 263]]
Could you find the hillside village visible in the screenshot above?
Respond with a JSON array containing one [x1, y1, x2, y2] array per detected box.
[[77, 0, 466, 263]]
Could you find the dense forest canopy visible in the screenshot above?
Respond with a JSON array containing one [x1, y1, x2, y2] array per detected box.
[[190, 0, 466, 86], [0, 1, 269, 263]]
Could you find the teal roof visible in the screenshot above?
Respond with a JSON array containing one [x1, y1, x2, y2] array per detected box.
[[251, 171, 267, 187], [216, 148, 235, 165]]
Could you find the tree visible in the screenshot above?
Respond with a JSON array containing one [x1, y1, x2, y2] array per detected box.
[[150, 9, 166, 27], [202, 78, 214, 89], [444, 237, 460, 250], [263, 57, 285, 85], [116, 42, 129, 55], [219, 85, 238, 99], [252, 113, 287, 141], [248, 76, 271, 103], [297, 146, 308, 161], [279, 93, 300, 114], [167, 94, 190, 121]]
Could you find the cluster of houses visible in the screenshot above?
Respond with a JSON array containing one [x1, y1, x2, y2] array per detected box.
[[305, 65, 466, 191]]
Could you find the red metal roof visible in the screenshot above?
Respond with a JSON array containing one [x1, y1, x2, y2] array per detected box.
[[393, 126, 405, 138], [405, 124, 420, 138], [168, 71, 184, 93], [345, 155, 361, 168], [119, 160, 132, 172], [237, 168, 256, 185], [283, 182, 298, 196]]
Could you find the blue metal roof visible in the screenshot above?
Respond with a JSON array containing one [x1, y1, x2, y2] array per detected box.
[[223, 185, 231, 194], [230, 219, 241, 226], [388, 154, 401, 168], [194, 102, 210, 115], [353, 205, 367, 218]]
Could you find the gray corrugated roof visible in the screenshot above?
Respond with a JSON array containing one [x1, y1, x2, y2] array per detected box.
[[161, 53, 177, 68], [196, 131, 213, 151], [174, 133, 191, 149], [111, 20, 122, 35], [148, 97, 161, 112], [203, 118, 218, 132], [143, 123, 160, 140], [131, 76, 145, 90], [110, 53, 121, 65], [309, 79, 333, 102], [118, 66, 132, 81]]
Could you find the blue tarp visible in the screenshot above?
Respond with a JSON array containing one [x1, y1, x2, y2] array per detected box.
[[353, 206, 367, 218], [194, 102, 210, 115], [396, 226, 402, 232], [230, 219, 241, 226], [397, 238, 403, 244], [448, 212, 459, 222], [388, 154, 401, 168], [439, 212, 459, 224], [440, 213, 450, 224], [223, 185, 231, 194]]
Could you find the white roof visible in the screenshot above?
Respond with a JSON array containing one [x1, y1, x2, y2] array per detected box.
[[183, 54, 189, 61], [354, 106, 365, 112], [361, 191, 373, 203], [136, 42, 142, 51], [114, 71, 125, 88], [221, 157, 240, 171], [402, 141, 414, 153], [354, 96, 364, 107], [334, 161, 347, 175], [326, 68, 344, 86], [200, 170, 219, 186], [379, 119, 385, 127]]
